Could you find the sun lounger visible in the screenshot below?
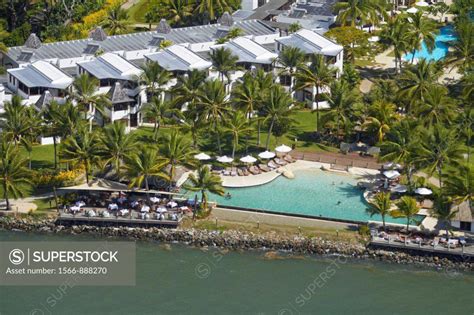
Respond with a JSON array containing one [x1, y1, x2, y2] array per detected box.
[[248, 166, 261, 175], [237, 168, 244, 176], [239, 167, 249, 176], [283, 155, 296, 163], [223, 168, 231, 176], [258, 164, 271, 172], [230, 167, 238, 176], [274, 158, 287, 166], [268, 161, 278, 169]]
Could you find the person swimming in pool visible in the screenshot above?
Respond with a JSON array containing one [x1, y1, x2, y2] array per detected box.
[[225, 192, 232, 199], [337, 201, 341, 205]]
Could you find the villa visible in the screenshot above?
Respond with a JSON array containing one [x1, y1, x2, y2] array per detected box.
[[1, 15, 343, 127]]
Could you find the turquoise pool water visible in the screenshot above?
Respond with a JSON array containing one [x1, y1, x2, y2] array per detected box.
[[404, 25, 457, 61], [202, 169, 424, 224]]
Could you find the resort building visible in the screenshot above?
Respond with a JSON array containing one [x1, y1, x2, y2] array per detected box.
[[1, 17, 344, 126]]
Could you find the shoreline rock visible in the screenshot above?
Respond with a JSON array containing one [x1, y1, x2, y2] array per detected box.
[[0, 217, 472, 272]]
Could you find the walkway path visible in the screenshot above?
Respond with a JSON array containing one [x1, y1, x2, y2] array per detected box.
[[121, 0, 141, 10]]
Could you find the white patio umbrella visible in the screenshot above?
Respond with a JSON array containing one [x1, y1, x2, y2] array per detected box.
[[368, 36, 380, 43], [391, 184, 408, 193], [216, 155, 234, 163], [383, 162, 403, 170], [407, 7, 418, 13], [415, 187, 433, 195], [194, 152, 211, 160], [258, 150, 276, 159], [415, 1, 429, 7], [383, 170, 401, 179], [240, 155, 257, 163], [275, 144, 292, 153]]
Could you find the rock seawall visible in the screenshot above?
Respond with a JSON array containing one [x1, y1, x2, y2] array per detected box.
[[1, 217, 472, 272]]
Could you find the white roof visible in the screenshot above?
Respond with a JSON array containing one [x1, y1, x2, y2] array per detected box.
[[8, 60, 73, 89], [78, 52, 142, 80], [145, 45, 212, 71], [276, 29, 343, 56], [217, 36, 278, 64]]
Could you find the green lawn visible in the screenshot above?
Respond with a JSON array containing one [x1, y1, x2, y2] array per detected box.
[[127, 0, 150, 23]]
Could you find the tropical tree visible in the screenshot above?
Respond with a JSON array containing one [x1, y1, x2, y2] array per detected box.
[[261, 86, 295, 149], [277, 46, 305, 98], [334, 0, 373, 27], [197, 79, 230, 154], [224, 110, 252, 158], [0, 139, 31, 210], [380, 119, 419, 189], [363, 100, 398, 143], [0, 95, 29, 146], [166, 0, 193, 26], [183, 165, 225, 211], [447, 18, 474, 71], [444, 163, 473, 212], [392, 196, 420, 232], [99, 121, 136, 180], [179, 109, 206, 148], [71, 74, 110, 131], [172, 69, 206, 110], [160, 129, 197, 189], [196, 0, 231, 21], [288, 22, 302, 33], [102, 4, 130, 35], [143, 96, 178, 140], [322, 80, 360, 140], [431, 194, 458, 237], [295, 54, 337, 131], [125, 147, 169, 192], [137, 61, 171, 99], [210, 47, 239, 83], [416, 85, 457, 128], [380, 16, 410, 73], [60, 128, 101, 184], [397, 59, 443, 112], [415, 124, 465, 190], [406, 11, 437, 64], [325, 26, 371, 62], [366, 192, 392, 230]]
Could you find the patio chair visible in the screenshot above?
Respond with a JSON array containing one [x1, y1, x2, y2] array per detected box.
[[248, 166, 261, 175], [274, 158, 287, 166], [267, 161, 278, 169], [258, 164, 271, 172]]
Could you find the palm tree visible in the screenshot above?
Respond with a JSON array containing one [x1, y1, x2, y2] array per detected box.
[[100, 121, 135, 181], [210, 47, 239, 84], [166, 0, 193, 26], [415, 124, 465, 190], [381, 119, 419, 189], [416, 85, 456, 128], [224, 111, 252, 158], [0, 95, 29, 146], [143, 96, 177, 140], [125, 147, 169, 192], [406, 11, 437, 64], [71, 74, 110, 132], [160, 129, 197, 189], [0, 139, 31, 210], [196, 0, 230, 21], [363, 100, 398, 143], [102, 4, 130, 35], [322, 80, 360, 140], [295, 54, 337, 131], [180, 109, 206, 148], [397, 59, 442, 110], [197, 79, 230, 154], [278, 47, 305, 99], [22, 106, 41, 169], [138, 61, 171, 100], [261, 86, 295, 149], [444, 163, 473, 213], [172, 69, 206, 110], [380, 16, 410, 73], [392, 196, 420, 232], [366, 192, 392, 231], [60, 128, 101, 184], [183, 165, 225, 211], [431, 194, 458, 238], [447, 18, 473, 71], [334, 0, 373, 27], [288, 22, 302, 33]]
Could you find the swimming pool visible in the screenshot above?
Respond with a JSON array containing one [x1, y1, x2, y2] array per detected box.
[[404, 25, 457, 61], [201, 169, 424, 225]]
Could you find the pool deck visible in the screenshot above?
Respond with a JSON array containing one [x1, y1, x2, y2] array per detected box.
[[220, 160, 379, 188]]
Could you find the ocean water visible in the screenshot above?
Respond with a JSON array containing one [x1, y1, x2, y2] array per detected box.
[[204, 168, 423, 224], [404, 25, 457, 61], [0, 230, 472, 314]]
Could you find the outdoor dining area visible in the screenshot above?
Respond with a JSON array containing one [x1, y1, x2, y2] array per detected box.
[[56, 179, 195, 227], [194, 145, 296, 177]]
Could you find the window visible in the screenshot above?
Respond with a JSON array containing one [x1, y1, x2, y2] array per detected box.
[[460, 221, 472, 231], [279, 75, 291, 86]]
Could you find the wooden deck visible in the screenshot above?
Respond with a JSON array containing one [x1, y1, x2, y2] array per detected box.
[[293, 150, 382, 170], [370, 237, 474, 258]]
